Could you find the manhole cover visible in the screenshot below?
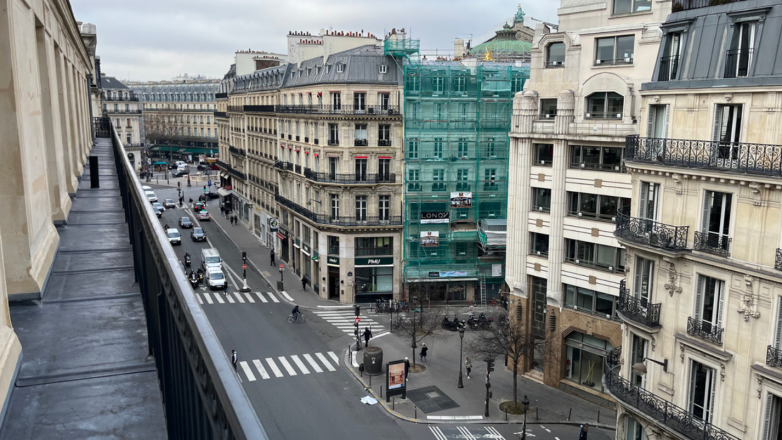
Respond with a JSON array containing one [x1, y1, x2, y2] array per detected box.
[[426, 392, 440, 398]]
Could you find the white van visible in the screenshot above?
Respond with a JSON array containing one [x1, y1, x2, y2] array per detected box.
[[175, 164, 189, 176], [201, 249, 221, 271], [206, 268, 226, 289]]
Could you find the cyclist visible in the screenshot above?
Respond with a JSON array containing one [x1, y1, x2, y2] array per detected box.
[[164, 224, 169, 232], [291, 305, 300, 321]]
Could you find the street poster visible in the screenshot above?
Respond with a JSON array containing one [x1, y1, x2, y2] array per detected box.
[[420, 231, 439, 247], [388, 363, 405, 390], [450, 192, 473, 208]]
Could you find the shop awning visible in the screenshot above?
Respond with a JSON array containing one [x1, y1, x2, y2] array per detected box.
[[153, 161, 167, 165], [217, 188, 231, 197]]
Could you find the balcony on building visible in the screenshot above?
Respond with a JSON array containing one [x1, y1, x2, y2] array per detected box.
[[614, 206, 690, 253], [274, 194, 401, 227], [616, 280, 661, 329], [274, 104, 400, 116], [302, 168, 397, 185], [687, 317, 724, 346]]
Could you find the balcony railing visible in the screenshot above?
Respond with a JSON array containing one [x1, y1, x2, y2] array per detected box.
[[275, 104, 400, 116], [216, 160, 246, 180], [693, 231, 731, 257], [294, 164, 302, 174], [303, 169, 397, 184], [626, 135, 782, 177], [275, 194, 401, 227], [229, 146, 246, 157], [767, 345, 782, 368], [354, 139, 368, 147], [617, 284, 661, 328], [244, 105, 275, 113], [724, 49, 752, 79], [674, 0, 748, 11], [657, 55, 680, 82], [687, 317, 724, 345], [604, 348, 739, 440], [776, 249, 782, 271], [104, 109, 143, 114], [378, 139, 392, 147], [215, 92, 228, 99], [103, 95, 139, 101], [228, 105, 244, 112], [274, 161, 294, 172], [615, 206, 689, 252], [328, 139, 339, 146], [214, 111, 227, 118]]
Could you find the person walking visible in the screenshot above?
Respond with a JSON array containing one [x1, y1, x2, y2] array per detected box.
[[465, 357, 472, 379], [220, 205, 225, 217], [363, 327, 372, 348], [404, 357, 410, 381], [420, 343, 428, 362], [231, 350, 238, 373], [223, 287, 228, 300], [270, 249, 276, 266], [578, 424, 589, 440], [301, 277, 307, 291]]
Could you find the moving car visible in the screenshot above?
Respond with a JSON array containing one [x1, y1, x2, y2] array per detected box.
[[191, 227, 206, 241], [142, 186, 152, 191], [145, 191, 158, 203], [205, 268, 226, 289], [179, 217, 193, 228], [205, 192, 220, 200], [198, 210, 211, 221], [153, 206, 163, 218], [152, 202, 164, 212], [201, 249, 221, 271], [196, 164, 207, 171], [194, 202, 205, 211], [166, 228, 181, 245], [163, 199, 176, 209]]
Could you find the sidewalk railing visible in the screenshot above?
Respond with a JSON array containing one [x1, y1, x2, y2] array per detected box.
[[105, 117, 268, 439]]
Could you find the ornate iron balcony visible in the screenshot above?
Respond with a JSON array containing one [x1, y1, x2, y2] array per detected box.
[[617, 283, 661, 328], [378, 139, 392, 147], [694, 231, 731, 257], [274, 161, 293, 172], [228, 146, 246, 157], [274, 104, 400, 116], [625, 135, 782, 178], [767, 345, 782, 368], [657, 55, 679, 82], [687, 317, 723, 345], [244, 105, 275, 113], [274, 194, 401, 227], [776, 249, 782, 271], [303, 169, 397, 185], [614, 207, 689, 252]]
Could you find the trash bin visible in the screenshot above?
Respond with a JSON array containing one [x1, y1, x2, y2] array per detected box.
[[363, 346, 383, 376]]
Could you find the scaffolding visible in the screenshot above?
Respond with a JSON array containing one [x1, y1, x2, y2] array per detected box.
[[400, 52, 529, 298]]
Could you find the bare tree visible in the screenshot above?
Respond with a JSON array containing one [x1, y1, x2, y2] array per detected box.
[[393, 283, 445, 367], [465, 311, 545, 408]]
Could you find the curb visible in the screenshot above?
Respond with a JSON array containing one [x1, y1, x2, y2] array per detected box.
[[340, 347, 616, 429]]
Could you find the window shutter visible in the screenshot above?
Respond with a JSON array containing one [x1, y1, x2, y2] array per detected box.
[[639, 183, 649, 219], [647, 105, 657, 137], [662, 105, 670, 138], [712, 105, 724, 142], [702, 191, 713, 232], [775, 299, 782, 349], [634, 257, 644, 299], [694, 275, 704, 321], [716, 280, 725, 328], [763, 393, 774, 440]]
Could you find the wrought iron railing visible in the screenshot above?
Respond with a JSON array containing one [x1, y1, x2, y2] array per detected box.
[[275, 194, 402, 227], [229, 146, 246, 157], [657, 55, 680, 82], [275, 104, 400, 116], [694, 231, 731, 257], [724, 49, 753, 79], [303, 168, 397, 184], [614, 206, 689, 251], [104, 109, 143, 114], [244, 105, 275, 113], [274, 161, 294, 172], [767, 345, 782, 368], [216, 160, 245, 180], [776, 249, 782, 271], [626, 135, 782, 177], [617, 285, 662, 328], [604, 352, 739, 440], [378, 139, 392, 146], [687, 317, 723, 345], [214, 111, 227, 118], [104, 119, 268, 439], [215, 92, 228, 99], [594, 57, 633, 66], [103, 95, 139, 101]]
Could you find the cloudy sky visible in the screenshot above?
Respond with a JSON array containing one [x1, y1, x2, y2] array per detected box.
[[71, 0, 560, 82]]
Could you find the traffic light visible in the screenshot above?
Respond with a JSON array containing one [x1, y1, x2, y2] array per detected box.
[[487, 360, 495, 373], [355, 305, 360, 317], [203, 186, 207, 193], [242, 251, 247, 262], [354, 321, 359, 336]]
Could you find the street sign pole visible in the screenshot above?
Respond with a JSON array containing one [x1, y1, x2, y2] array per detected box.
[[240, 252, 250, 292]]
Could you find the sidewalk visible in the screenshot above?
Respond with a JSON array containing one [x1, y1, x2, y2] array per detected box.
[[344, 324, 616, 428]]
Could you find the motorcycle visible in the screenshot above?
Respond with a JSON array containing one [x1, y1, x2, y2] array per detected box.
[[441, 314, 465, 331], [185, 254, 191, 268], [189, 273, 199, 288], [477, 312, 494, 329], [197, 271, 204, 284], [466, 314, 480, 330]]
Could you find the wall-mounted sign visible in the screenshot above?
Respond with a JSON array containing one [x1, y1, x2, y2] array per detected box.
[[268, 218, 279, 232], [327, 256, 340, 266], [492, 264, 502, 277], [302, 244, 311, 254], [420, 212, 449, 224], [420, 231, 439, 248], [355, 257, 394, 267], [450, 192, 473, 208]]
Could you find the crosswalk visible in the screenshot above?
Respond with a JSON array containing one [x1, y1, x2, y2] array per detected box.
[[238, 351, 340, 382], [312, 310, 390, 338], [429, 426, 507, 439], [194, 291, 280, 305]]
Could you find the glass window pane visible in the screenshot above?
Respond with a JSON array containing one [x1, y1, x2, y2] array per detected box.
[[580, 351, 604, 392], [608, 93, 624, 118], [603, 147, 622, 169], [577, 287, 594, 310], [634, 0, 651, 11], [570, 146, 582, 164], [588, 94, 606, 118], [597, 245, 616, 268], [596, 39, 615, 64], [540, 99, 558, 117], [580, 193, 598, 216], [568, 192, 579, 215], [617, 36, 635, 63], [565, 285, 576, 307], [613, 0, 632, 14], [566, 346, 581, 381], [535, 144, 553, 164], [596, 293, 614, 316], [577, 242, 595, 263], [548, 43, 566, 64], [600, 195, 618, 219], [583, 147, 601, 166]]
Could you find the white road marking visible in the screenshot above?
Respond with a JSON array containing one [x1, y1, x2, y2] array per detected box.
[[328, 351, 339, 365], [278, 356, 297, 376], [280, 290, 294, 302], [315, 352, 336, 372], [242, 292, 255, 303], [457, 427, 476, 440], [225, 293, 235, 303], [254, 292, 268, 303], [485, 426, 506, 439], [195, 293, 203, 304], [233, 292, 245, 303], [252, 359, 270, 380], [303, 354, 323, 373], [239, 361, 256, 381], [214, 292, 225, 304], [265, 358, 284, 377], [203, 292, 214, 304], [429, 426, 447, 440], [267, 291, 280, 303], [290, 355, 310, 374], [373, 332, 390, 339]]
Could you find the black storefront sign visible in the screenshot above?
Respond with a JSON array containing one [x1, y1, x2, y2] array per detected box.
[[429, 271, 440, 278]]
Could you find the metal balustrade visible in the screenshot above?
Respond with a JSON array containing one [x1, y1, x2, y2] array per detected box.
[[302, 168, 397, 184], [617, 283, 661, 328], [614, 206, 689, 251], [693, 231, 731, 257], [687, 317, 724, 345], [767, 345, 782, 368], [275, 194, 401, 226]]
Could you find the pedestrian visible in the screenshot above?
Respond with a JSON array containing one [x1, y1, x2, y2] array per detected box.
[[231, 350, 238, 372], [404, 357, 410, 381], [579, 424, 589, 440], [270, 249, 276, 266], [301, 277, 307, 291], [420, 343, 428, 362], [220, 205, 225, 216], [363, 327, 372, 348], [223, 287, 228, 300], [465, 356, 472, 379]]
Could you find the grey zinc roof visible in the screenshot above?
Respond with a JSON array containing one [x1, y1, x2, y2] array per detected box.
[[644, 0, 782, 91], [129, 82, 220, 102], [100, 76, 129, 90], [282, 45, 402, 88], [233, 64, 290, 93]]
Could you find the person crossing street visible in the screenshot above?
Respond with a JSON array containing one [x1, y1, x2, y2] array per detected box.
[[363, 327, 372, 348]]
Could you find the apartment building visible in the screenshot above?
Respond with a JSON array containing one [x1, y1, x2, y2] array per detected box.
[[506, 0, 668, 407], [101, 75, 144, 168], [605, 1, 782, 439]]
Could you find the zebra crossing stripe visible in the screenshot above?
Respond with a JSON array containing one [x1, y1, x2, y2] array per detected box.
[[214, 292, 225, 304], [328, 351, 339, 365], [315, 352, 336, 372], [267, 292, 280, 303], [290, 355, 310, 374], [303, 354, 323, 373], [278, 356, 297, 376], [233, 292, 245, 303], [265, 358, 284, 377], [225, 293, 235, 303], [196, 293, 203, 304], [280, 291, 294, 302], [242, 292, 255, 303], [239, 361, 256, 382], [254, 292, 268, 303], [253, 359, 270, 380], [203, 292, 214, 304], [429, 426, 447, 440]]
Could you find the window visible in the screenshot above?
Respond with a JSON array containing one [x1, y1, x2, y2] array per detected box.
[[630, 335, 648, 388], [647, 104, 669, 139], [378, 93, 390, 110], [565, 285, 616, 318], [407, 74, 420, 92], [454, 77, 467, 93], [725, 22, 756, 78], [356, 237, 393, 256], [694, 275, 725, 334], [762, 393, 782, 440], [328, 123, 339, 145], [689, 361, 716, 423], [626, 418, 646, 440], [330, 92, 341, 109], [659, 33, 682, 81], [567, 192, 630, 221], [432, 169, 445, 191], [354, 124, 368, 146], [330, 195, 339, 220], [378, 125, 391, 145], [613, 0, 651, 14], [639, 181, 659, 221], [633, 256, 654, 307], [534, 144, 553, 165], [328, 157, 338, 180], [565, 331, 614, 392], [539, 99, 557, 118], [379, 65, 387, 74], [336, 63, 344, 73], [533, 188, 551, 212], [457, 138, 469, 158], [354, 92, 366, 112], [378, 159, 390, 181], [530, 233, 549, 256], [432, 77, 444, 93], [408, 140, 419, 159], [355, 267, 393, 293], [570, 146, 624, 171], [700, 191, 732, 253], [379, 195, 390, 220], [408, 169, 420, 191], [483, 169, 497, 190], [433, 138, 444, 159], [565, 239, 626, 272], [713, 104, 743, 164], [355, 159, 367, 181], [546, 42, 566, 67], [456, 169, 470, 191], [586, 92, 624, 119], [355, 196, 367, 221], [595, 36, 635, 65], [328, 235, 339, 255]]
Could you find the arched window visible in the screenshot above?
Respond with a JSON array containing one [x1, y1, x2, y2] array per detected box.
[[546, 42, 566, 67], [586, 92, 624, 119]]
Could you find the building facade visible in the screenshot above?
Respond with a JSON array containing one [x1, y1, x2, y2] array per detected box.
[[101, 75, 144, 168], [0, 0, 99, 417], [506, 0, 668, 407], [606, 1, 782, 440]]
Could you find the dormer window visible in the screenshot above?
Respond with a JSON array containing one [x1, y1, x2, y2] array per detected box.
[[724, 22, 756, 79], [316, 66, 321, 75], [307, 68, 311, 76], [336, 63, 344, 73], [379, 65, 388, 74], [326, 65, 331, 73]]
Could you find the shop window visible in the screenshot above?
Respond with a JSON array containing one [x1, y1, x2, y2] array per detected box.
[[565, 332, 614, 393], [356, 267, 393, 293], [356, 237, 393, 256], [534, 144, 554, 166]]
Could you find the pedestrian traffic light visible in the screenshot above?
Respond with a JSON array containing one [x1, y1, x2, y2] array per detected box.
[[487, 360, 495, 373], [355, 305, 360, 317], [203, 186, 207, 193], [242, 251, 247, 262]]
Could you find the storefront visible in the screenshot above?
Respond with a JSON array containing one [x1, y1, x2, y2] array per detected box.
[[564, 331, 614, 394], [327, 256, 340, 299], [301, 244, 312, 284], [277, 229, 289, 263], [354, 257, 394, 302]]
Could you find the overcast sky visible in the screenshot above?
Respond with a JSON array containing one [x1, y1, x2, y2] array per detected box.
[[71, 0, 560, 82]]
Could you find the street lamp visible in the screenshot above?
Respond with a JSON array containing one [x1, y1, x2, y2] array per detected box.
[[632, 357, 668, 374], [457, 327, 465, 388], [521, 395, 530, 440]]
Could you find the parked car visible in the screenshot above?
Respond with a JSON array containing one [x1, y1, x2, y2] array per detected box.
[[166, 228, 181, 245], [142, 186, 152, 191], [163, 199, 176, 209], [179, 217, 193, 228], [145, 191, 158, 203], [191, 227, 206, 241], [197, 164, 207, 171], [198, 210, 211, 221]]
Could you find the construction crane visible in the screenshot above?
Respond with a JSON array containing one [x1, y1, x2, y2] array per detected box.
[[527, 16, 559, 30]]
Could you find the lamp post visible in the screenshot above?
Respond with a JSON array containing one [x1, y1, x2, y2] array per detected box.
[[521, 395, 530, 440], [457, 327, 465, 388]]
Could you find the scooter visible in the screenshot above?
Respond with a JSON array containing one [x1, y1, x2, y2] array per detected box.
[[189, 273, 199, 288], [185, 254, 191, 268], [477, 313, 494, 329]]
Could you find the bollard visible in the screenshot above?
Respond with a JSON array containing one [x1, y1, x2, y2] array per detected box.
[[369, 374, 372, 387], [415, 406, 417, 419], [598, 410, 600, 424], [568, 408, 572, 421], [536, 406, 539, 420], [380, 385, 383, 399], [392, 398, 395, 410], [505, 407, 508, 421], [89, 156, 100, 188]]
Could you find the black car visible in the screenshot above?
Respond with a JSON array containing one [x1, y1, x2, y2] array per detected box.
[[191, 227, 206, 242], [197, 164, 207, 171], [179, 217, 193, 228], [205, 192, 220, 200], [154, 207, 163, 218]]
